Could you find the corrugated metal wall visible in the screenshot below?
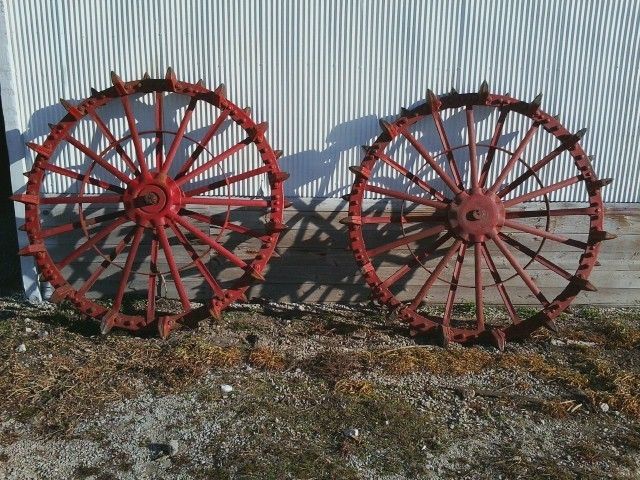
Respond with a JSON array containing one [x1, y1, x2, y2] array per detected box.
[[3, 0, 640, 202]]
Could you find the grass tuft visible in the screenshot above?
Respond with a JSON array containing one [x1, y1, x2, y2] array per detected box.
[[334, 379, 375, 397], [376, 346, 493, 376], [248, 346, 287, 371]]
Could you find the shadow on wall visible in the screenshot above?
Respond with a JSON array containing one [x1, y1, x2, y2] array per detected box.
[[19, 94, 230, 304], [13, 93, 520, 306], [269, 106, 519, 303]]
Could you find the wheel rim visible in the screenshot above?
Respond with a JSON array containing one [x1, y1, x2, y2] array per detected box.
[[345, 83, 613, 348], [16, 69, 288, 338]]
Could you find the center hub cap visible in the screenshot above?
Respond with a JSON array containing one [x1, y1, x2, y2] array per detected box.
[[123, 174, 183, 226], [448, 191, 505, 242]]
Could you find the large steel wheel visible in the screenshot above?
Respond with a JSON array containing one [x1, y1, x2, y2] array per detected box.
[[344, 83, 613, 348], [14, 69, 288, 338]]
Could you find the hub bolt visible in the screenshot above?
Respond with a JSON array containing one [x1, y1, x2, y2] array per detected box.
[[143, 192, 159, 205]]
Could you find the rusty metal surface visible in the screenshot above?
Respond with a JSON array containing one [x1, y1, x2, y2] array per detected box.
[[344, 84, 614, 348], [13, 71, 288, 337]]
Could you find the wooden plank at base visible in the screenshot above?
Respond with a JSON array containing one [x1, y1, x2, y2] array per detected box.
[[36, 201, 640, 306]]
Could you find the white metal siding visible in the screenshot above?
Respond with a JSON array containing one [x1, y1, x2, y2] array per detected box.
[[3, 0, 640, 201]]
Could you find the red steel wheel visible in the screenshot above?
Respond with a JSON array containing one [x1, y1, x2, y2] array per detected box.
[[344, 82, 614, 348], [14, 69, 288, 338]]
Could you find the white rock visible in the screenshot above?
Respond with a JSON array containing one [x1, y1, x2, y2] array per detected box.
[[600, 402, 610, 413], [550, 339, 565, 346], [38, 330, 49, 338], [24, 327, 33, 333], [343, 428, 359, 439], [168, 439, 179, 456], [220, 384, 233, 394], [15, 343, 26, 353]]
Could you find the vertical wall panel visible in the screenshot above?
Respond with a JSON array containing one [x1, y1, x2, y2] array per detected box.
[[3, 0, 639, 201]]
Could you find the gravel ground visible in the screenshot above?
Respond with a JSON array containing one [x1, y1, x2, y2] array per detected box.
[[0, 296, 639, 479]]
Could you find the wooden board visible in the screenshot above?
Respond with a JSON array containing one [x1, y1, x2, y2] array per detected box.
[[37, 201, 640, 306]]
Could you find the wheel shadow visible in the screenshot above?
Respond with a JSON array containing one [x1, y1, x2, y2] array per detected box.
[[270, 103, 520, 304], [14, 89, 523, 312]]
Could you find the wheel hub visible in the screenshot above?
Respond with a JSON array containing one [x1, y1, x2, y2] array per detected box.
[[448, 190, 505, 242], [123, 174, 183, 226]]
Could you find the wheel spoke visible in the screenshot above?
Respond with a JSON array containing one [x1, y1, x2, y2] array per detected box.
[[487, 123, 539, 194], [183, 197, 270, 208], [398, 128, 463, 194], [409, 239, 462, 309], [40, 194, 123, 205], [443, 243, 467, 325], [167, 219, 225, 298], [375, 151, 448, 201], [498, 233, 573, 281], [497, 145, 567, 197], [147, 235, 159, 324], [503, 219, 587, 249], [490, 233, 549, 307], [155, 91, 164, 170], [381, 233, 453, 289], [181, 209, 269, 240], [41, 210, 126, 238], [120, 96, 149, 177], [480, 109, 508, 187], [175, 137, 252, 186], [466, 106, 479, 189], [155, 222, 191, 311], [169, 213, 248, 269], [430, 109, 463, 190], [480, 243, 520, 324], [176, 108, 230, 179], [112, 225, 144, 311], [159, 97, 198, 176], [43, 164, 125, 194], [57, 216, 129, 269], [365, 185, 449, 210], [64, 135, 132, 184], [506, 206, 598, 219], [502, 175, 583, 207], [77, 226, 136, 295], [86, 109, 139, 175], [184, 165, 271, 197], [473, 242, 485, 330], [21, 73, 286, 336], [367, 224, 446, 258]]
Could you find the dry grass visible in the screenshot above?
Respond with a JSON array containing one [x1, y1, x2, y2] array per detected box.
[[303, 350, 371, 384], [248, 346, 287, 371], [2, 298, 640, 447], [375, 346, 493, 376], [497, 351, 640, 419], [497, 351, 590, 389], [578, 355, 640, 417], [563, 309, 640, 349], [334, 379, 375, 396], [0, 333, 243, 432], [540, 399, 582, 418]]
